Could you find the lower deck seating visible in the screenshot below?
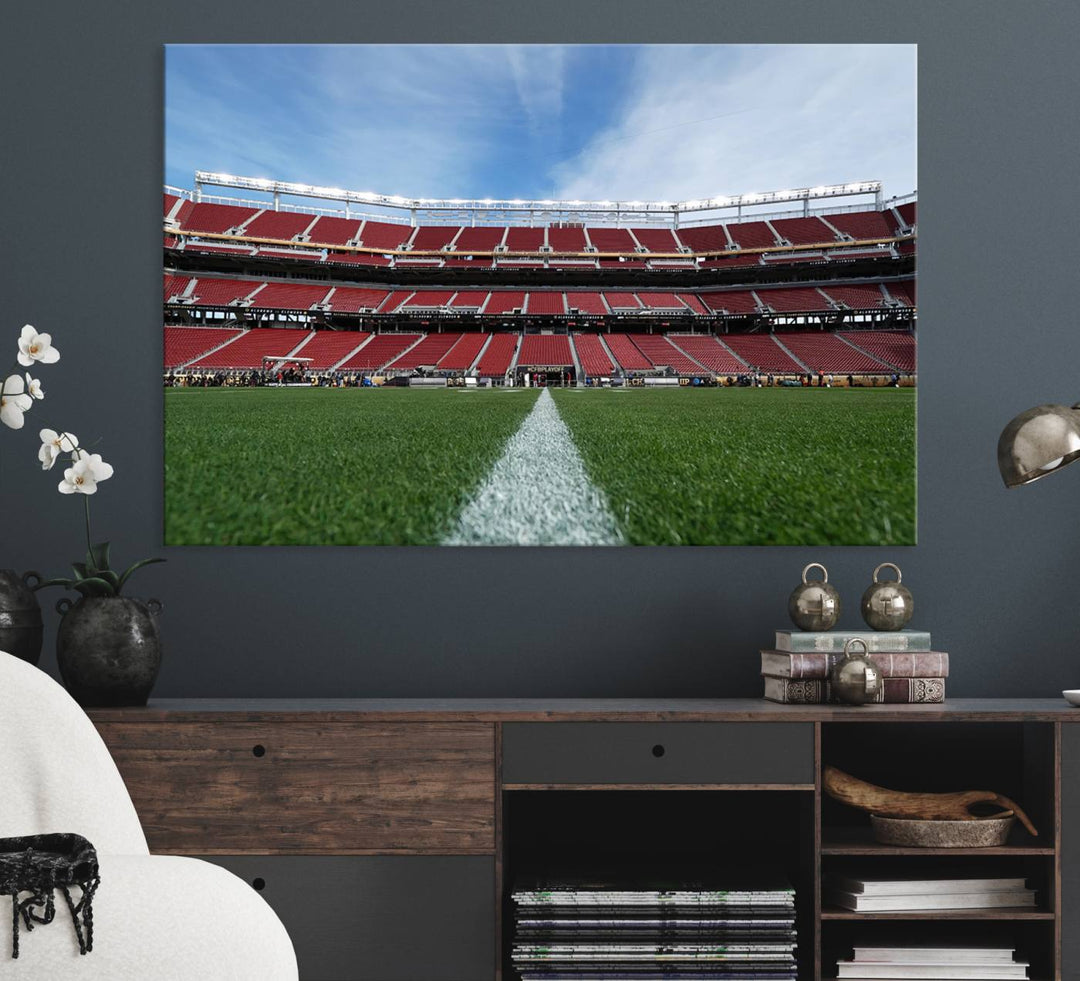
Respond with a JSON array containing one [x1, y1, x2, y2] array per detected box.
[[669, 335, 746, 373], [630, 334, 707, 374], [604, 334, 652, 371], [189, 328, 308, 369], [338, 333, 422, 371], [475, 334, 519, 376], [387, 333, 462, 370], [840, 331, 916, 372], [572, 334, 615, 376], [438, 333, 488, 370], [518, 334, 573, 367], [164, 327, 242, 368], [295, 331, 371, 369], [720, 334, 804, 373], [776, 332, 892, 373]]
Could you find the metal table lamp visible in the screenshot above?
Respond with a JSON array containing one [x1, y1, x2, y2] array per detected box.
[[998, 403, 1080, 487]]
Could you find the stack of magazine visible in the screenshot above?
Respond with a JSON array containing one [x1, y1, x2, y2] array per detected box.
[[510, 875, 797, 980], [824, 874, 1036, 912], [836, 945, 1029, 979]]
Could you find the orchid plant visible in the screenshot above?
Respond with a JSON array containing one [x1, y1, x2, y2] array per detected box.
[[2, 324, 163, 599]]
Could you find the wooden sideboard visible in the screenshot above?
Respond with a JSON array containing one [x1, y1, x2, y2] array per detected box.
[[89, 699, 1080, 981]]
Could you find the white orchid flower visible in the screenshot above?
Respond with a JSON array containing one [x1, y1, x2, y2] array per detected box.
[[58, 450, 113, 495], [38, 429, 79, 470], [25, 373, 43, 400], [17, 325, 60, 367], [0, 374, 33, 430]]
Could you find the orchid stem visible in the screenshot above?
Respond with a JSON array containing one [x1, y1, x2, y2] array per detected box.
[[84, 494, 93, 556]]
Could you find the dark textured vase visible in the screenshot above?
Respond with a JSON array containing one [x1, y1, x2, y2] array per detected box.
[[55, 596, 163, 707], [0, 570, 44, 665]]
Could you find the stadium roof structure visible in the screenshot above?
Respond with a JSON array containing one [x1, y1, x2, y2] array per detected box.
[[192, 172, 888, 226]]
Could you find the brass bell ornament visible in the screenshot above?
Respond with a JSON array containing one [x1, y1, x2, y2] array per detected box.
[[788, 563, 841, 632], [831, 638, 884, 705], [860, 562, 914, 631]]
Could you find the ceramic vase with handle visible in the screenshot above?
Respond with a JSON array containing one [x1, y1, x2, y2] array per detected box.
[[0, 570, 44, 666], [55, 595, 163, 707]]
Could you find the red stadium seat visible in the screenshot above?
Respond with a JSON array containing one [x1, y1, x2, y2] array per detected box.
[[840, 330, 916, 372], [387, 333, 463, 369], [604, 334, 651, 371], [475, 334, 519, 376], [292, 331, 371, 369], [629, 334, 707, 375], [776, 332, 892, 373], [669, 335, 746, 373], [438, 333, 489, 371], [572, 334, 614, 376], [721, 335, 804, 373], [189, 328, 310, 369], [164, 326, 242, 368], [518, 335, 573, 367], [338, 333, 422, 371]]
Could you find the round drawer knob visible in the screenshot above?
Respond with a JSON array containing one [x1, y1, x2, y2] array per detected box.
[[651, 744, 666, 758], [252, 744, 267, 758]]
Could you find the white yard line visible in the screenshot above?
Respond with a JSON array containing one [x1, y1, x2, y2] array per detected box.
[[443, 388, 625, 546]]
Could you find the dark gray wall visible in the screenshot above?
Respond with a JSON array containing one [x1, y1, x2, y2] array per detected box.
[[2, 1, 1079, 698]]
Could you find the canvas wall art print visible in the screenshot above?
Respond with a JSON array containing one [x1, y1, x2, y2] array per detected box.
[[163, 43, 917, 545]]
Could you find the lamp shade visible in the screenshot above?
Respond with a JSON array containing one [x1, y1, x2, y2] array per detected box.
[[997, 403, 1080, 487]]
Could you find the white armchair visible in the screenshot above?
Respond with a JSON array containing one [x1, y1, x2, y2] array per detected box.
[[0, 650, 298, 980]]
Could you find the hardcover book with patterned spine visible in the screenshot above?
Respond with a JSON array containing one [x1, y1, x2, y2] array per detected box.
[[774, 630, 931, 653], [761, 650, 948, 680], [762, 676, 946, 704]]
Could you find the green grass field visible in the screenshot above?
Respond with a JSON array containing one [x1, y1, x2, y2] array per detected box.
[[165, 386, 915, 546]]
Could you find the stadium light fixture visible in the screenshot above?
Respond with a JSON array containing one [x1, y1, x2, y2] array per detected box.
[[997, 403, 1080, 487]]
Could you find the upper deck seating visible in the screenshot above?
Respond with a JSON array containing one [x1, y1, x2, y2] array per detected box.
[[504, 227, 546, 251], [409, 226, 460, 251], [770, 216, 838, 246], [164, 274, 192, 300], [358, 220, 414, 250], [449, 291, 491, 310], [673, 224, 729, 253], [603, 292, 643, 311], [307, 216, 363, 246], [630, 227, 682, 252], [725, 220, 780, 250], [888, 280, 916, 306], [402, 290, 455, 309], [636, 292, 690, 311], [547, 227, 587, 252], [454, 227, 506, 252], [586, 227, 636, 252], [180, 203, 259, 235], [824, 209, 895, 241], [242, 210, 314, 241]]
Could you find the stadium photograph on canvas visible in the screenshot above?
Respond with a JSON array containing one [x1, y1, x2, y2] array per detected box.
[[163, 44, 917, 546]]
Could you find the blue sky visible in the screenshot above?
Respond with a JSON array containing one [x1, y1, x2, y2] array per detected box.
[[165, 44, 916, 208]]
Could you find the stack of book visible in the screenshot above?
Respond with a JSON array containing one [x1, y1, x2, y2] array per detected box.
[[761, 629, 948, 704], [510, 875, 798, 980], [825, 874, 1036, 912], [836, 945, 1029, 979]]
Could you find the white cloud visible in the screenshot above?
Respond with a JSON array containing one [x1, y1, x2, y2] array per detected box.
[[550, 44, 916, 205]]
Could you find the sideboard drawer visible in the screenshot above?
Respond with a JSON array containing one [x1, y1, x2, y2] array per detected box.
[[501, 722, 813, 786], [95, 722, 495, 854], [207, 855, 494, 981]]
